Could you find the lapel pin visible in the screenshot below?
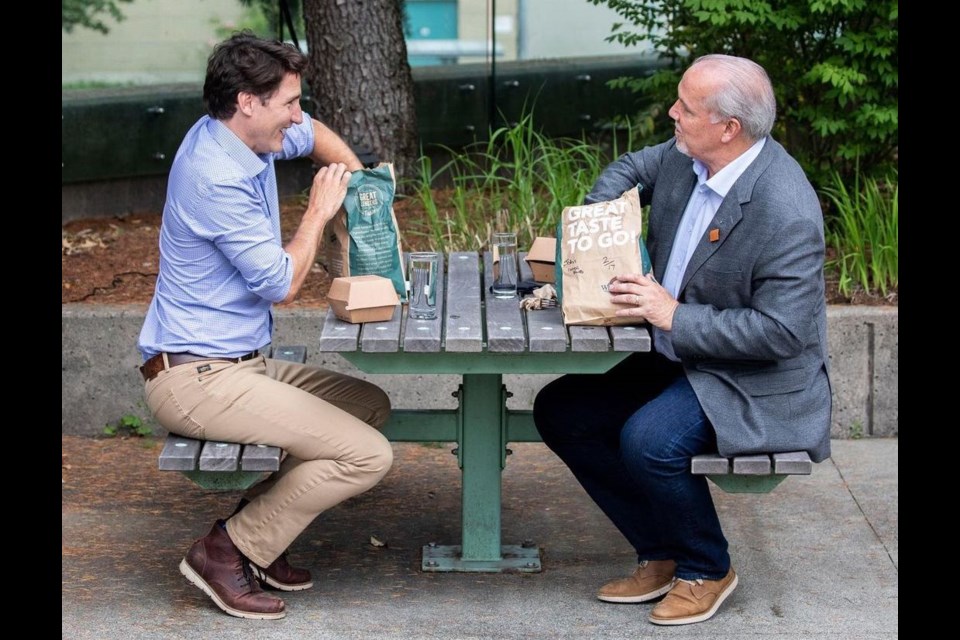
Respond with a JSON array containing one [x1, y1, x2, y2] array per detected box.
[[709, 228, 720, 242]]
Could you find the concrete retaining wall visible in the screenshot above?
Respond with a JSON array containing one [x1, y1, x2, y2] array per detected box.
[[62, 304, 898, 439]]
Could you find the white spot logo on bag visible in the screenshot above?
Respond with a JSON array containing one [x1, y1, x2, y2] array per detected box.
[[564, 199, 636, 253], [358, 185, 381, 217]]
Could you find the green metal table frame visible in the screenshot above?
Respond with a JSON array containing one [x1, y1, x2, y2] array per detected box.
[[341, 350, 631, 573]]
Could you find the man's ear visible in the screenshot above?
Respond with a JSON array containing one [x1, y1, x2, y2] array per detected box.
[[236, 91, 256, 117], [721, 117, 742, 143]]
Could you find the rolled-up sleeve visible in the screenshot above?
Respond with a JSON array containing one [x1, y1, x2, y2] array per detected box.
[[194, 179, 293, 303]]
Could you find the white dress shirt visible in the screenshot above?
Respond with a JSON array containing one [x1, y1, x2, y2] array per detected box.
[[654, 138, 766, 361]]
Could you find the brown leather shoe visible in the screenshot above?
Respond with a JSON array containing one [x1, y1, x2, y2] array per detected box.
[[179, 520, 286, 620], [649, 567, 738, 625], [252, 551, 314, 592], [597, 559, 677, 603]]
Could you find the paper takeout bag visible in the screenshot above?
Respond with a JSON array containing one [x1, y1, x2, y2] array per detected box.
[[555, 187, 652, 326], [323, 162, 406, 300]]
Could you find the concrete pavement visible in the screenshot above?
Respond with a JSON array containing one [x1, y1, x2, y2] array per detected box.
[[61, 436, 897, 639]]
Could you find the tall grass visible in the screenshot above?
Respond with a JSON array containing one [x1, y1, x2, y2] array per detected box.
[[407, 120, 898, 303], [822, 171, 898, 298], [404, 114, 635, 253]]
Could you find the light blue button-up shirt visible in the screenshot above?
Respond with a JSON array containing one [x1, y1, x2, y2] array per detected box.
[[654, 138, 765, 361], [138, 114, 315, 360]]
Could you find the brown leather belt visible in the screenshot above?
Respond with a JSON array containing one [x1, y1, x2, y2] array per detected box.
[[140, 350, 260, 382]]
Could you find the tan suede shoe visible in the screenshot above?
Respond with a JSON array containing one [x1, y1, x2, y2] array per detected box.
[[649, 567, 738, 625], [597, 559, 677, 603]]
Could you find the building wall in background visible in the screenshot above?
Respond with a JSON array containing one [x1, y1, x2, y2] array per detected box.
[[61, 0, 246, 85], [518, 0, 638, 59], [62, 0, 639, 86], [457, 0, 517, 63]]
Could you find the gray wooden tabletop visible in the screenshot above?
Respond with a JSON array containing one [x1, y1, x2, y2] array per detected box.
[[319, 251, 651, 354]]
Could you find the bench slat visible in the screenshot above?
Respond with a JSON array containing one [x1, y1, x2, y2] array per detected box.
[[199, 441, 241, 472], [733, 454, 772, 475], [773, 451, 813, 475], [158, 435, 202, 471], [690, 454, 730, 475], [241, 444, 283, 472]]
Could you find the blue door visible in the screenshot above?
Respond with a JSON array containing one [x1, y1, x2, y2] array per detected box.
[[405, 0, 459, 66]]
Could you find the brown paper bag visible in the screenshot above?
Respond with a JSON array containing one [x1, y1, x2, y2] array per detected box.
[[556, 187, 652, 326]]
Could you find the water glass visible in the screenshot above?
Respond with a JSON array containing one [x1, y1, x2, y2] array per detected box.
[[492, 231, 518, 299], [407, 252, 439, 319]]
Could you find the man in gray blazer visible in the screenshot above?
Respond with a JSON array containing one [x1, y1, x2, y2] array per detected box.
[[533, 54, 831, 626]]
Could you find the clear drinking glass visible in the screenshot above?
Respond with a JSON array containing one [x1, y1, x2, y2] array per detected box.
[[492, 231, 518, 298], [407, 252, 439, 319]]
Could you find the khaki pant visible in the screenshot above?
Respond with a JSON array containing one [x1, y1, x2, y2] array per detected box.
[[144, 355, 393, 567]]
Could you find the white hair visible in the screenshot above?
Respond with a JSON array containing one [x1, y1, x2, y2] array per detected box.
[[690, 54, 777, 140]]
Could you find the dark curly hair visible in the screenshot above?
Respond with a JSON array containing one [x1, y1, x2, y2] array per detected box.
[[203, 30, 308, 120]]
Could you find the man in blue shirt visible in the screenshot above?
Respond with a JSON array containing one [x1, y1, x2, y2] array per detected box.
[[138, 32, 393, 620]]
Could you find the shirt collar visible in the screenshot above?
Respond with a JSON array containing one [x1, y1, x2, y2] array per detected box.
[[692, 137, 766, 197], [205, 117, 268, 179]]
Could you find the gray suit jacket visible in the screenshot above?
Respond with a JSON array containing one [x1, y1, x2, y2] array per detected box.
[[587, 137, 832, 462]]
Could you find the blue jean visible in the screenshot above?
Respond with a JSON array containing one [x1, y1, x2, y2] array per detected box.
[[533, 352, 730, 580]]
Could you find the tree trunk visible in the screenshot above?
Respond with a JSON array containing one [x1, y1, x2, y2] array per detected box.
[[302, 0, 419, 188]]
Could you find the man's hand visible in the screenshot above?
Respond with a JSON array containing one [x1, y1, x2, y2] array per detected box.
[[608, 273, 679, 330], [305, 162, 351, 225], [281, 163, 352, 304]]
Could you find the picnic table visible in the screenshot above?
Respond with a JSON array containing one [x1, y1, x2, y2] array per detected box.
[[318, 251, 651, 572]]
